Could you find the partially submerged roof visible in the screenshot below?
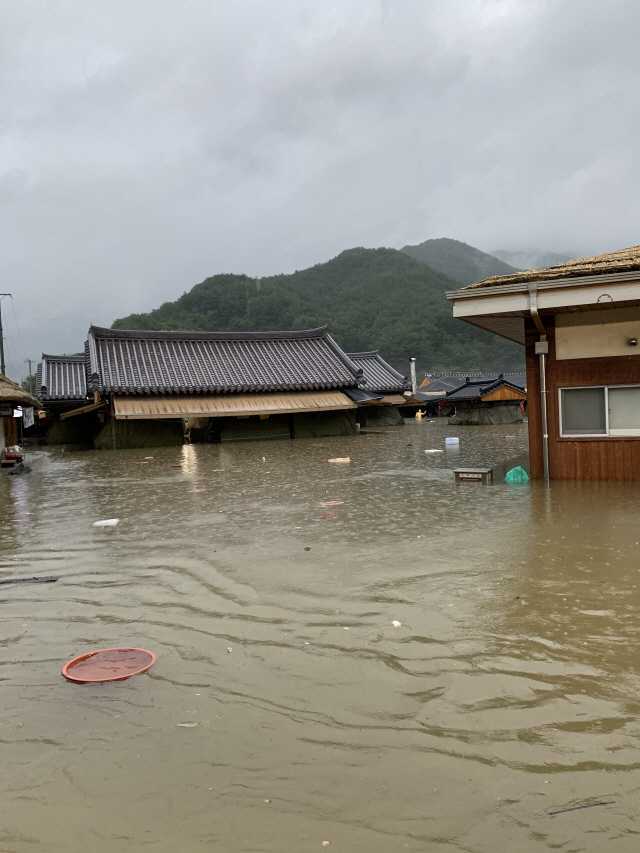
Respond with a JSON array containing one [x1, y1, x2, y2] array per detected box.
[[445, 375, 526, 403], [38, 354, 87, 401], [86, 326, 363, 394], [467, 245, 640, 290], [425, 372, 526, 395], [0, 374, 39, 409], [346, 351, 409, 393]]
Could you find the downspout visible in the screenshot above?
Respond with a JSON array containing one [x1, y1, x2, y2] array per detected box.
[[528, 284, 550, 487]]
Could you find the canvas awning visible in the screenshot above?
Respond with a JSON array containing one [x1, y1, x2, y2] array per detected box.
[[113, 391, 356, 419], [382, 394, 410, 406]]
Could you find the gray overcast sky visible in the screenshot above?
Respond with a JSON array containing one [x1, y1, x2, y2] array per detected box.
[[2, 0, 640, 378]]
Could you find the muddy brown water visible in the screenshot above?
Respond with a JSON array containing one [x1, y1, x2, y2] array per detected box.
[[1, 420, 640, 852]]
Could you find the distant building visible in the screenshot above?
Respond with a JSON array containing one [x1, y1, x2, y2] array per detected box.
[[415, 372, 527, 417], [444, 375, 526, 425], [345, 351, 411, 425], [447, 244, 640, 480]]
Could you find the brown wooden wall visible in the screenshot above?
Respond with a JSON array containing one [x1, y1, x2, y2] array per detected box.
[[526, 318, 640, 480], [2, 416, 17, 448], [482, 386, 526, 402]]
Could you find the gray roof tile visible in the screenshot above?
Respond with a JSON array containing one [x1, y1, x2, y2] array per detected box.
[[38, 354, 88, 401], [346, 351, 409, 393], [87, 326, 363, 394], [445, 375, 526, 402]]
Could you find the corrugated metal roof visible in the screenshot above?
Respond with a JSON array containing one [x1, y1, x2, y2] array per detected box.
[[37, 354, 87, 401], [346, 351, 409, 393], [87, 326, 362, 394], [113, 391, 356, 419]]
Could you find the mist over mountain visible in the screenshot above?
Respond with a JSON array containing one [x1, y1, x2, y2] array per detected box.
[[491, 249, 574, 270], [113, 244, 524, 373], [401, 238, 518, 286]]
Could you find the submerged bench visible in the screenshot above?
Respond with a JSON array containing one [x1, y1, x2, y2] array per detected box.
[[453, 468, 493, 485]]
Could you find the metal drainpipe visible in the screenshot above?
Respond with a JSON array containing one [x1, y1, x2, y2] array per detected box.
[[410, 358, 418, 395], [528, 284, 550, 487]]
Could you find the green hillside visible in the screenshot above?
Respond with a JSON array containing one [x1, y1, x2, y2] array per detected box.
[[112, 247, 524, 372], [401, 237, 518, 286]]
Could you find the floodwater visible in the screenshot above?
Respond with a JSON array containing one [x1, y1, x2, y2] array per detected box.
[[2, 420, 640, 852]]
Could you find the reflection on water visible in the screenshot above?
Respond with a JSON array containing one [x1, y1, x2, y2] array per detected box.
[[1, 420, 639, 851]]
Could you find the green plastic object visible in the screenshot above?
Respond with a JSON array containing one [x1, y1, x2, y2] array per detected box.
[[505, 466, 529, 483]]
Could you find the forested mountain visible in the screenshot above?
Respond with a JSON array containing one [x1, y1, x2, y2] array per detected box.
[[401, 237, 518, 285], [112, 247, 524, 372]]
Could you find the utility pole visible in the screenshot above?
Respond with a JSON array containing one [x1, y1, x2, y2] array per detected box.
[[24, 357, 34, 392], [0, 294, 11, 377]]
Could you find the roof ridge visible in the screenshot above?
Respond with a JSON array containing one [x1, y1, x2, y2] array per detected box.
[[41, 353, 86, 361], [90, 325, 330, 342]]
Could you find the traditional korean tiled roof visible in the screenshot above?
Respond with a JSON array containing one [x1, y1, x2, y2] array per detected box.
[[425, 372, 526, 395], [37, 354, 88, 401], [86, 326, 363, 394], [346, 351, 409, 393], [445, 375, 526, 402]]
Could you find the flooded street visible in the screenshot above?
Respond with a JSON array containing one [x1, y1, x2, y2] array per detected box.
[[3, 419, 640, 852]]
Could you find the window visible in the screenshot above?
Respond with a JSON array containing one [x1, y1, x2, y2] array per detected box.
[[560, 385, 640, 437]]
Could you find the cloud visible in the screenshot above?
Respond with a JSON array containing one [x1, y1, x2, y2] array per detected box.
[[1, 0, 639, 373]]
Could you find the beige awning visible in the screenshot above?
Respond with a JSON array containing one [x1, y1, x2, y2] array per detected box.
[[113, 391, 356, 420], [382, 394, 409, 406]]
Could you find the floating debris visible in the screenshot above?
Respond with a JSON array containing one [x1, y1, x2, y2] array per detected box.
[[548, 801, 615, 817], [93, 519, 119, 527], [328, 457, 350, 463], [177, 722, 199, 728], [321, 501, 344, 507], [392, 620, 401, 628], [0, 576, 59, 587]]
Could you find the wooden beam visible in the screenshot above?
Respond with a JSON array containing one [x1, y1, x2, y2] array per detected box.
[[60, 400, 108, 420]]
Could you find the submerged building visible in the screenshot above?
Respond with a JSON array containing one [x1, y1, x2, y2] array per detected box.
[[37, 354, 91, 444], [447, 245, 640, 480], [345, 351, 411, 425], [444, 374, 526, 425], [41, 326, 368, 448]]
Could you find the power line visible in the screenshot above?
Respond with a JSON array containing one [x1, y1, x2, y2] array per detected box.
[[9, 296, 28, 363]]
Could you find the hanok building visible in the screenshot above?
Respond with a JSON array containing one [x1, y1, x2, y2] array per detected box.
[[78, 325, 364, 448], [444, 374, 526, 425], [447, 245, 640, 480], [416, 372, 527, 420], [37, 354, 91, 444], [345, 351, 411, 425]]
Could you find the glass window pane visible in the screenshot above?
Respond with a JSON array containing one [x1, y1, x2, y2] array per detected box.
[[561, 387, 606, 435], [609, 386, 640, 431]]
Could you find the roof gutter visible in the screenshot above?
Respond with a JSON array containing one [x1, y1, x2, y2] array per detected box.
[[446, 268, 640, 301]]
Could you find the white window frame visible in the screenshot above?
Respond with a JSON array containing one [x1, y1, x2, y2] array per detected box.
[[559, 384, 640, 437]]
